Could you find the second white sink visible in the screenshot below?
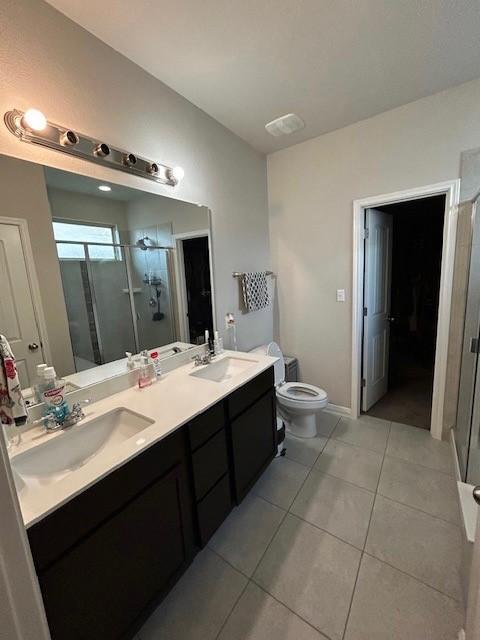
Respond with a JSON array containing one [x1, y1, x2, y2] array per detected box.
[[11, 408, 154, 487], [190, 356, 257, 383]]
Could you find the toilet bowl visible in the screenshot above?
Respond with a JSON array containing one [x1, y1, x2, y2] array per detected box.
[[251, 342, 328, 438]]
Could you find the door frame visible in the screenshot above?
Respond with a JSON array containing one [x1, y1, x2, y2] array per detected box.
[[172, 229, 216, 343], [0, 216, 52, 367], [351, 180, 461, 439]]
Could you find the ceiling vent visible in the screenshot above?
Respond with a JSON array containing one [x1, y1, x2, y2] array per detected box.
[[265, 113, 305, 137]]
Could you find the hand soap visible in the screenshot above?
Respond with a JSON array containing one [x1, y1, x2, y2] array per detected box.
[[138, 357, 153, 389]]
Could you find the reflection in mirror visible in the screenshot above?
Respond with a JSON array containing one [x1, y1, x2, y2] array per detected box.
[[0, 155, 214, 405]]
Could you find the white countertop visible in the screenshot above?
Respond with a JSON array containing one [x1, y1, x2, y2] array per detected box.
[[10, 351, 277, 528]]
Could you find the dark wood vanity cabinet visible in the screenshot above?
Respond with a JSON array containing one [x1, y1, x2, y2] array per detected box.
[[28, 428, 195, 640], [28, 367, 276, 640], [227, 367, 277, 502]]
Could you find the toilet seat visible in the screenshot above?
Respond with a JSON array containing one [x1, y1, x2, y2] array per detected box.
[[277, 382, 327, 403]]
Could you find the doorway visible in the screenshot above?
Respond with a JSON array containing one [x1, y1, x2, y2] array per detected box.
[[352, 180, 460, 439], [0, 217, 50, 389], [176, 234, 214, 344], [362, 196, 445, 429]]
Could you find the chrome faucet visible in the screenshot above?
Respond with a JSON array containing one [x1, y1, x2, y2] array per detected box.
[[34, 400, 90, 432], [192, 353, 213, 366]]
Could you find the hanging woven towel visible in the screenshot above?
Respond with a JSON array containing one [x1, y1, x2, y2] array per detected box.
[[0, 335, 27, 427], [241, 271, 270, 312]]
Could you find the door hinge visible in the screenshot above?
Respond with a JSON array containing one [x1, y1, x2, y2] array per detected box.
[[470, 337, 480, 354], [361, 378, 366, 387], [363, 307, 368, 317], [363, 228, 369, 240]]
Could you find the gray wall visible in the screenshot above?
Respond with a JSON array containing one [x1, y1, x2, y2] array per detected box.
[[0, 156, 75, 375], [0, 0, 272, 353], [268, 77, 480, 422]]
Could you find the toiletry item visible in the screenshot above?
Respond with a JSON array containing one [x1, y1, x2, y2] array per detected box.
[[126, 352, 135, 370], [225, 313, 237, 350], [149, 351, 162, 379], [33, 363, 48, 402], [204, 329, 209, 345], [138, 356, 153, 389], [213, 331, 224, 354], [41, 367, 69, 423]]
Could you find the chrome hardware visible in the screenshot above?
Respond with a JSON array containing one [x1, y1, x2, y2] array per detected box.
[[386, 316, 396, 322], [473, 486, 480, 506], [192, 353, 212, 366], [28, 342, 39, 351], [33, 399, 90, 432]]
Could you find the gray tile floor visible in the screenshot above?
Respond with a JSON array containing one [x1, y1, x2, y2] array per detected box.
[[138, 414, 464, 640]]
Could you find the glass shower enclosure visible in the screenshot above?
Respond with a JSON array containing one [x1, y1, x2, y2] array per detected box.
[[454, 193, 480, 485], [56, 240, 176, 372]]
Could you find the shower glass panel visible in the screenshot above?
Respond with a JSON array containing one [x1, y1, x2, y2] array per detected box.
[[129, 247, 175, 351], [57, 242, 137, 372], [87, 245, 137, 364], [454, 196, 480, 483], [57, 245, 96, 371]]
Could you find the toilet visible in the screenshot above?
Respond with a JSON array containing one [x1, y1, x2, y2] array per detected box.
[[251, 342, 328, 438]]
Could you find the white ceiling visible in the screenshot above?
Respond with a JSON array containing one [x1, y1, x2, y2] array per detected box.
[[46, 0, 480, 154]]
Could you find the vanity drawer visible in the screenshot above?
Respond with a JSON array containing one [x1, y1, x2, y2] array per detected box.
[[196, 474, 232, 546], [192, 429, 228, 501], [188, 401, 225, 450], [228, 366, 274, 420], [28, 428, 188, 573]]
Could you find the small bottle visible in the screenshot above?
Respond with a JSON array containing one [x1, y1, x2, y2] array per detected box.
[[213, 331, 224, 354], [41, 367, 69, 422], [33, 363, 48, 402], [149, 351, 162, 379], [126, 352, 135, 370], [138, 356, 153, 389]]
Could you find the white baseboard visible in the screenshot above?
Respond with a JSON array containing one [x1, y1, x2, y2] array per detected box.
[[326, 403, 351, 416]]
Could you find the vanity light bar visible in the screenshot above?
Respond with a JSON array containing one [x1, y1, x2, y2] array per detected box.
[[4, 108, 184, 187]]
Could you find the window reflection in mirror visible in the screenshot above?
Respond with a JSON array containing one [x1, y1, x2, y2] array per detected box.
[[0, 155, 214, 405]]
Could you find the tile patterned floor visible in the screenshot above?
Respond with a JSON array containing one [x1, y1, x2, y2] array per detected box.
[[138, 414, 464, 640]]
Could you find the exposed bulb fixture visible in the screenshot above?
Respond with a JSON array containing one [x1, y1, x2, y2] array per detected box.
[[22, 108, 47, 132], [146, 162, 159, 175], [60, 129, 79, 147], [4, 108, 185, 188], [94, 142, 110, 158], [167, 166, 185, 184], [123, 152, 137, 168]]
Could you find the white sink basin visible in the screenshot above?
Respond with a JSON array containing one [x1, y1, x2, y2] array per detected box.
[[190, 356, 257, 383], [11, 408, 154, 487]]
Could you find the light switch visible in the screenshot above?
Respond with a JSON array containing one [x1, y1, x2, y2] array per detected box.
[[336, 289, 345, 302]]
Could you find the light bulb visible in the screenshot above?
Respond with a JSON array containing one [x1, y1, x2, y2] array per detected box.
[[22, 108, 47, 132], [172, 166, 185, 182], [98, 185, 111, 192]]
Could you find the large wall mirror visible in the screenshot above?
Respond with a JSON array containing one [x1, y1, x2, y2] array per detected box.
[[0, 154, 214, 404]]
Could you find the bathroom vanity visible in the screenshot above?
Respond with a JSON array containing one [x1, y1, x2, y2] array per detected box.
[[14, 353, 276, 640]]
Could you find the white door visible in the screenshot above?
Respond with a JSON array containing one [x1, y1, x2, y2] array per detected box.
[[362, 208, 393, 411], [0, 222, 45, 389]]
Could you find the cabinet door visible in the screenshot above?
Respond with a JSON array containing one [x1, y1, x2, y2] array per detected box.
[[230, 389, 276, 502], [40, 464, 191, 640]]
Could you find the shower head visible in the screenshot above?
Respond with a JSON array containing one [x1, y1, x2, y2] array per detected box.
[[136, 237, 149, 250]]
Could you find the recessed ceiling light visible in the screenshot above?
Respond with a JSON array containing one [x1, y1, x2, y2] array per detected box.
[[265, 113, 305, 137], [98, 185, 111, 192]]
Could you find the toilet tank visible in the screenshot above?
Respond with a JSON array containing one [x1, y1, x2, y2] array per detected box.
[[250, 342, 285, 385]]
